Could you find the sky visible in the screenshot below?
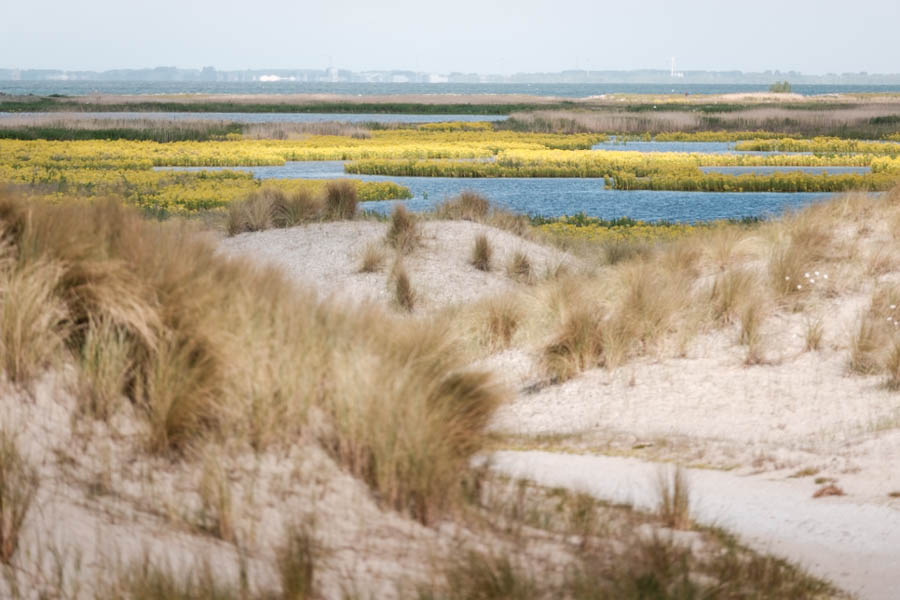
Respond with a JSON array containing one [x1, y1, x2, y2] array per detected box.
[[2, 0, 898, 74]]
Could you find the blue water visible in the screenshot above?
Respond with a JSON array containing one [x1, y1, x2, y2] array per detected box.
[[0, 111, 507, 124], [589, 139, 813, 156], [592, 140, 736, 153], [4, 81, 900, 97], [158, 160, 836, 222]]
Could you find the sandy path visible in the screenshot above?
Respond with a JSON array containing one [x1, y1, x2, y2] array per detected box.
[[491, 450, 900, 600]]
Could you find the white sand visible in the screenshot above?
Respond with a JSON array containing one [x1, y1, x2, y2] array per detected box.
[[491, 450, 900, 600], [220, 220, 577, 311]]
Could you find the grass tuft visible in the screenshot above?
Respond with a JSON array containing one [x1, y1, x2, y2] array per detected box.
[[542, 307, 605, 381], [391, 262, 416, 312], [76, 318, 133, 421], [420, 550, 539, 600], [435, 190, 491, 222], [0, 259, 68, 385], [655, 465, 691, 530], [0, 430, 39, 565], [479, 295, 522, 350], [849, 315, 882, 375], [804, 316, 825, 352], [471, 234, 493, 272], [358, 241, 385, 273], [276, 520, 320, 600], [386, 204, 420, 254], [324, 180, 358, 220], [506, 251, 533, 284]]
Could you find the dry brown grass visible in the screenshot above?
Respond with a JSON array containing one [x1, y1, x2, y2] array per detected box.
[[196, 455, 235, 543], [323, 180, 358, 220], [542, 306, 605, 381], [358, 241, 385, 273], [227, 187, 325, 235], [655, 465, 691, 530], [507, 103, 900, 137], [709, 268, 760, 324], [391, 261, 416, 312], [849, 284, 900, 376], [75, 317, 133, 420], [471, 234, 493, 271], [0, 429, 39, 565], [804, 316, 825, 352], [0, 259, 68, 385], [507, 251, 534, 284], [0, 190, 506, 524], [479, 295, 523, 350], [435, 190, 491, 221], [386, 204, 421, 254]]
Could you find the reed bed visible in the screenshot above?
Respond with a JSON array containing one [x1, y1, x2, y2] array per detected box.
[[504, 104, 900, 139]]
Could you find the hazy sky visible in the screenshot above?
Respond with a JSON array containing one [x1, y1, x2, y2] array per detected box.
[[3, 0, 898, 74]]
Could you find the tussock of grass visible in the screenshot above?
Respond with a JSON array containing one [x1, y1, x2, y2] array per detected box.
[[227, 187, 326, 235], [740, 302, 767, 365], [419, 551, 539, 600], [276, 520, 320, 600], [0, 259, 68, 385], [323, 180, 358, 220], [804, 316, 824, 352], [386, 204, 420, 254], [471, 234, 493, 271], [391, 262, 416, 312], [478, 295, 523, 350], [196, 456, 234, 543], [322, 317, 504, 523], [849, 285, 900, 376], [435, 190, 491, 221], [655, 465, 691, 530], [433, 192, 531, 238], [606, 261, 692, 367], [849, 316, 882, 375], [542, 307, 605, 381], [507, 251, 533, 284], [710, 268, 759, 324], [76, 318, 133, 421], [358, 241, 385, 273], [98, 557, 240, 600], [886, 341, 900, 390], [0, 430, 39, 565]]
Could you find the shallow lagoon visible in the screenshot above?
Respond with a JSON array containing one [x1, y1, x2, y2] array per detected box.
[[161, 160, 839, 222]]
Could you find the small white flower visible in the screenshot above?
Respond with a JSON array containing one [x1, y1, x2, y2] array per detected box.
[[785, 276, 791, 280], [810, 279, 815, 284], [804, 272, 810, 278], [797, 284, 802, 290], [823, 274, 829, 280], [891, 305, 897, 310], [815, 271, 820, 276]]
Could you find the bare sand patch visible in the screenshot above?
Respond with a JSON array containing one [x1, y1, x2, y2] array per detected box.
[[219, 219, 578, 312]]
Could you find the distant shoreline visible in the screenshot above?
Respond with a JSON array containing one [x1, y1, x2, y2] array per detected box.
[[2, 90, 900, 115]]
